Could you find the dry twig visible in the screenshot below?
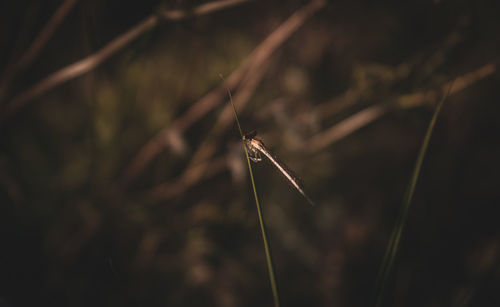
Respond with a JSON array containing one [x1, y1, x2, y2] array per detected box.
[[309, 63, 497, 153], [0, 0, 79, 104], [1, 0, 252, 121]]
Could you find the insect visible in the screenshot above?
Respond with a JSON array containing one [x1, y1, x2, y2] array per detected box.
[[243, 130, 315, 206]]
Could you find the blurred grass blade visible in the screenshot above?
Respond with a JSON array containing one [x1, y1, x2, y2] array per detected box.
[[373, 82, 454, 307], [226, 86, 281, 307]]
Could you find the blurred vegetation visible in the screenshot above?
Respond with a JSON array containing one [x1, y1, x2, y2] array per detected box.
[[0, 0, 499, 306]]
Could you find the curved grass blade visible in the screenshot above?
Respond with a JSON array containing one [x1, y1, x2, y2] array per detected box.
[[373, 81, 454, 307]]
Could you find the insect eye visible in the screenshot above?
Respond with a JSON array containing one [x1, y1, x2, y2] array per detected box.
[[244, 130, 257, 139]]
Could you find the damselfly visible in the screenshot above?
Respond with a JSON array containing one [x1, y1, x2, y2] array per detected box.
[[243, 131, 315, 206]]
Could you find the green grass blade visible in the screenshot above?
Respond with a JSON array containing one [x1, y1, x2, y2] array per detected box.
[[227, 87, 281, 307], [373, 82, 454, 307]]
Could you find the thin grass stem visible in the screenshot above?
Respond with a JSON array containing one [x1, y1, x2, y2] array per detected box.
[[226, 85, 281, 307]]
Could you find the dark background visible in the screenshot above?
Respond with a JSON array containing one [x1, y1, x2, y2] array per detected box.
[[0, 0, 499, 306]]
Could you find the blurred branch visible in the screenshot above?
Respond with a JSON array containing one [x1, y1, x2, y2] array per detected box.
[[308, 105, 388, 153], [308, 63, 497, 153], [397, 63, 496, 109], [18, 0, 79, 71], [415, 31, 462, 81], [313, 27, 464, 122], [121, 0, 327, 188], [159, 0, 251, 20], [0, 0, 79, 104], [0, 0, 252, 122], [148, 155, 228, 202]]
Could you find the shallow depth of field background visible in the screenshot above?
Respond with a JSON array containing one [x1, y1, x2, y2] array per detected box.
[[1, 0, 499, 306]]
